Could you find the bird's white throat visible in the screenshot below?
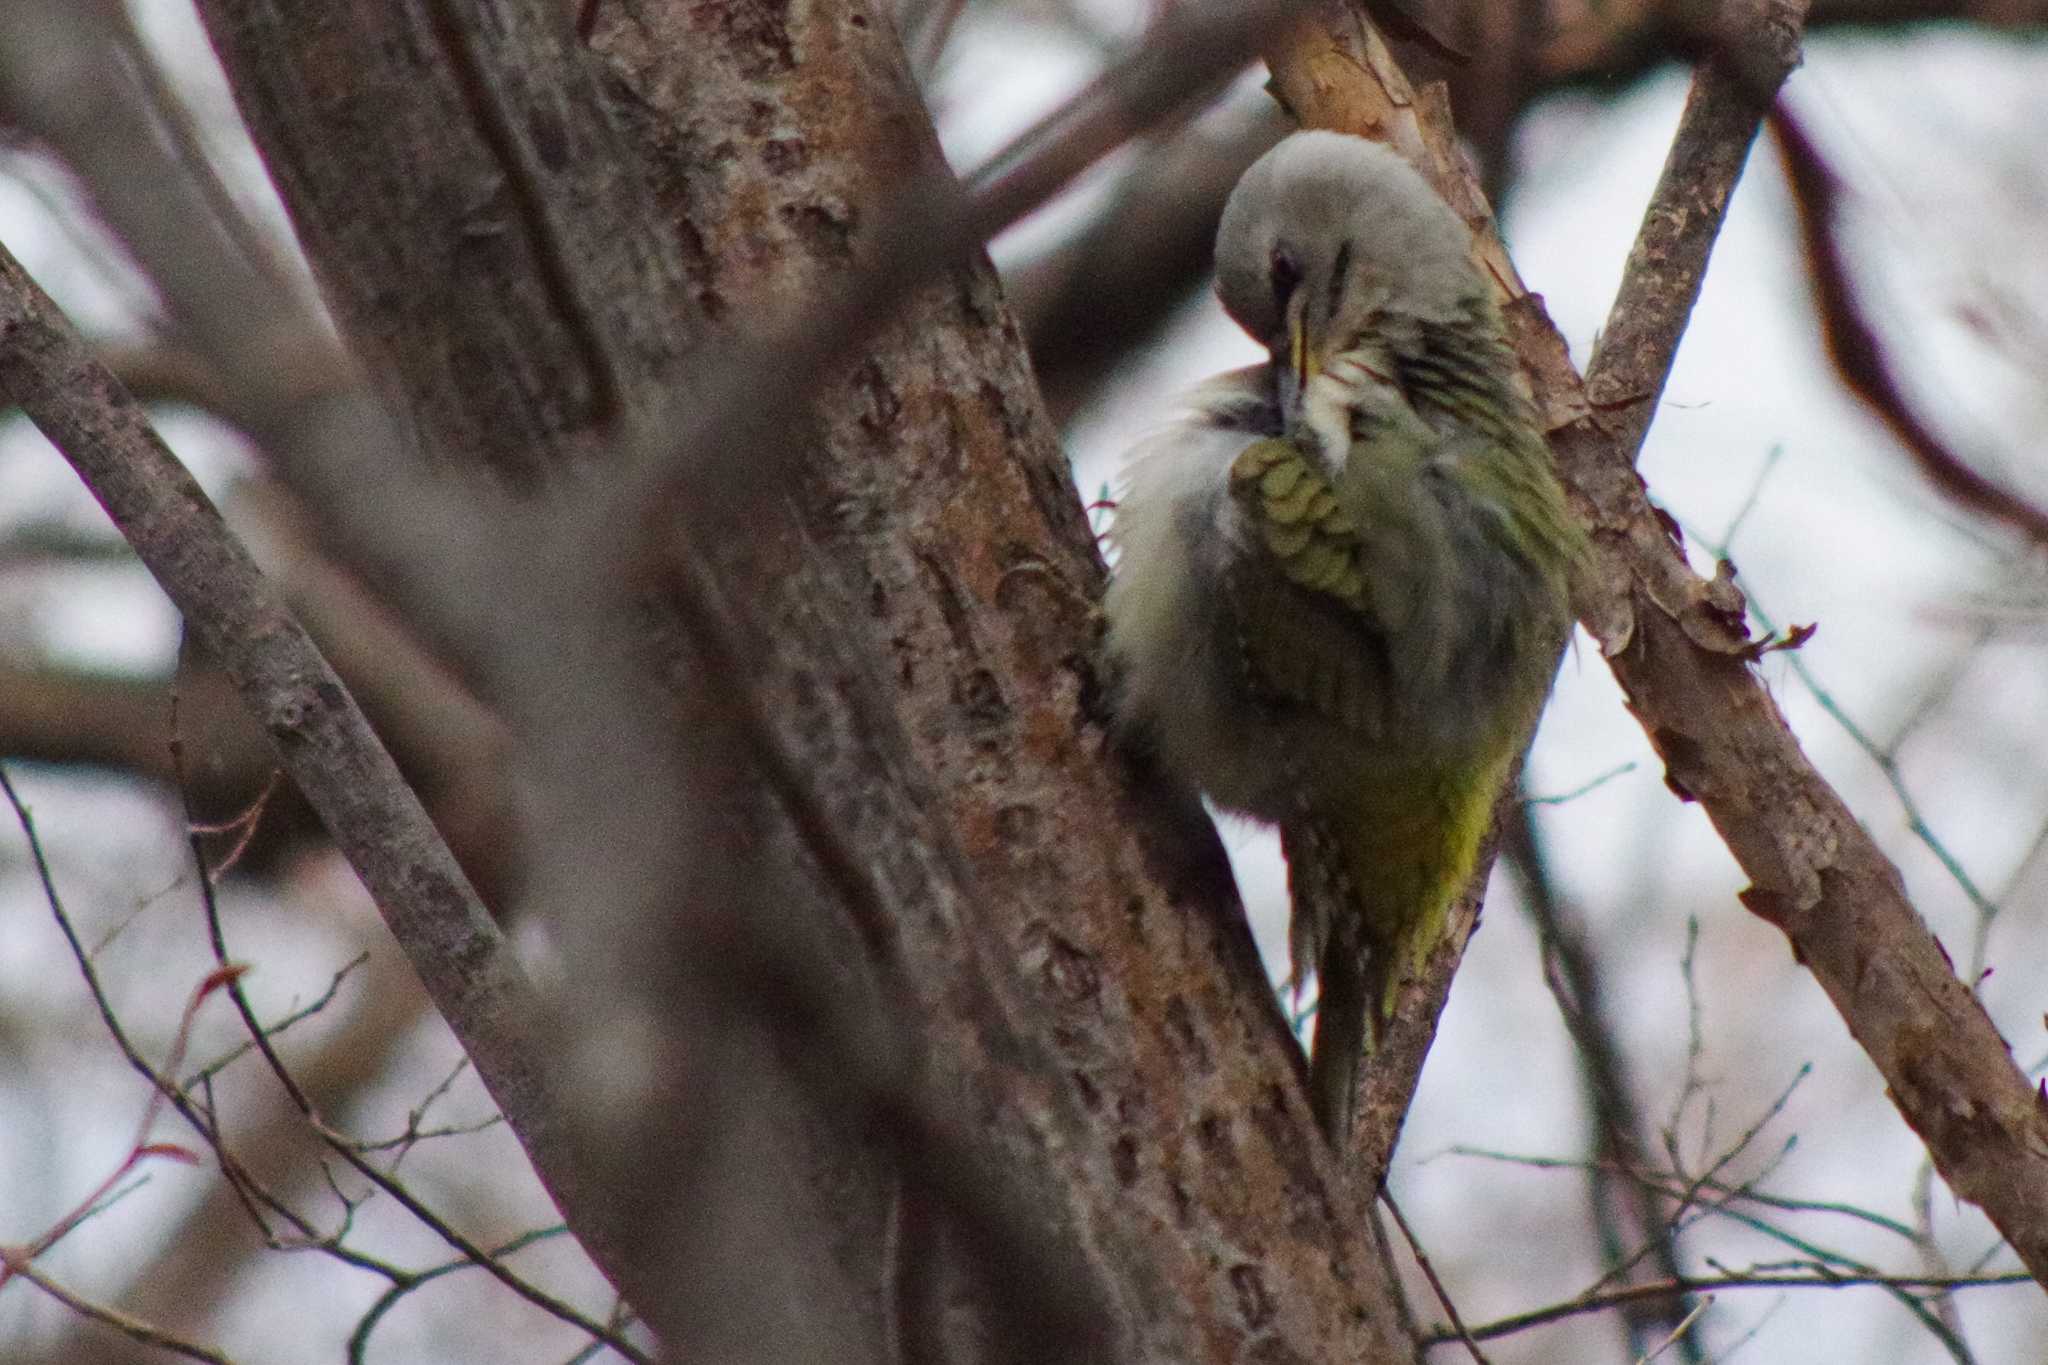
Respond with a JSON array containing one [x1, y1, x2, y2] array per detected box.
[[1298, 352, 1391, 476]]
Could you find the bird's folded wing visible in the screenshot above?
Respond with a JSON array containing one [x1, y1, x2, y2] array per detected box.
[[1226, 436, 1403, 736]]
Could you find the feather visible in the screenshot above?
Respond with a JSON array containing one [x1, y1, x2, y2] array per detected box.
[[1103, 131, 1584, 1151]]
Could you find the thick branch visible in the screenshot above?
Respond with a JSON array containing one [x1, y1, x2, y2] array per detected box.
[[1584, 11, 1804, 460]]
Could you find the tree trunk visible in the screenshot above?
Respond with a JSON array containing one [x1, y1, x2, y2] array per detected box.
[[194, 0, 1416, 1358]]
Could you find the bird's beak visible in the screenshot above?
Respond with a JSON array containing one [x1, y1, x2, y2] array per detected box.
[[1276, 293, 1317, 426]]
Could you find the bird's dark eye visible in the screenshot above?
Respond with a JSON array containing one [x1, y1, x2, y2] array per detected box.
[[1269, 246, 1301, 307]]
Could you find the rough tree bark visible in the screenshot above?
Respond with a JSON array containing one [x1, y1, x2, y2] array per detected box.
[[192, 0, 1419, 1359]]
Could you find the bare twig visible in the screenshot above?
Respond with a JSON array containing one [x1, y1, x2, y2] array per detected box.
[[177, 768, 650, 1365], [1433, 1266, 2032, 1346], [7, 753, 633, 1361], [0, 762, 239, 1159], [343, 1226, 583, 1365], [181, 952, 370, 1091], [1452, 1148, 1924, 1244], [1504, 800, 1700, 1360], [0, 238, 632, 1296], [4, 1259, 233, 1365], [1380, 1190, 1489, 1364], [1521, 762, 1638, 806], [1455, 1101, 1987, 1364], [1636, 1295, 1713, 1365], [0, 822, 229, 1285]]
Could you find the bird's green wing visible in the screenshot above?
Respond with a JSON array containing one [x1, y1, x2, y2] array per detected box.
[[1230, 437, 1371, 609], [1226, 434, 1429, 737]]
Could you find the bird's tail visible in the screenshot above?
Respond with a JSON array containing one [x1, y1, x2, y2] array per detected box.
[[1285, 764, 1505, 1148], [1281, 820, 1381, 1146], [1306, 919, 1374, 1146]]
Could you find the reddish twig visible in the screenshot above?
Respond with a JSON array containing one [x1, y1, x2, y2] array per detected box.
[[1769, 101, 2048, 545], [173, 754, 651, 1365], [0, 879, 234, 1290]]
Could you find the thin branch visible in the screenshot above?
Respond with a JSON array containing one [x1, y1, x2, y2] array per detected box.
[[1454, 1110, 1988, 1361], [1504, 799, 1700, 1360], [1701, 1192, 1979, 1363], [1636, 1295, 1713, 1365], [1380, 1190, 1490, 1364], [182, 952, 372, 1091], [4, 1259, 233, 1365], [1769, 101, 2048, 545], [1521, 762, 1639, 806], [9, 755, 627, 1359], [1585, 3, 1809, 464], [343, 1226, 580, 1365], [1451, 1148, 1923, 1244], [177, 768, 651, 1365], [0, 763, 241, 1156], [0, 821, 229, 1282], [1435, 1267, 2033, 1346]]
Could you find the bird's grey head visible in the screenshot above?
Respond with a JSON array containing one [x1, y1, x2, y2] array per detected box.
[[1214, 131, 1480, 379]]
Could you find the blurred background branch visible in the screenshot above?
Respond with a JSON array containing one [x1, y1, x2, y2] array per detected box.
[[0, 0, 2045, 1359]]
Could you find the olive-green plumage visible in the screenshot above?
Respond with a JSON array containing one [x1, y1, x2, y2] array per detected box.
[[1103, 132, 1582, 1146]]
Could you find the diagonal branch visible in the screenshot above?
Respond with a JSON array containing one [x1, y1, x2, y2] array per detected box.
[[1562, 74, 2048, 1304], [1278, 0, 2048, 1288], [1585, 7, 1805, 462], [1257, 18, 2048, 1295], [1768, 102, 2048, 546], [0, 239, 633, 1294]]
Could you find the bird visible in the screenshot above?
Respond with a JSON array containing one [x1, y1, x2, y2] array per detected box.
[[1101, 130, 1583, 1147]]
